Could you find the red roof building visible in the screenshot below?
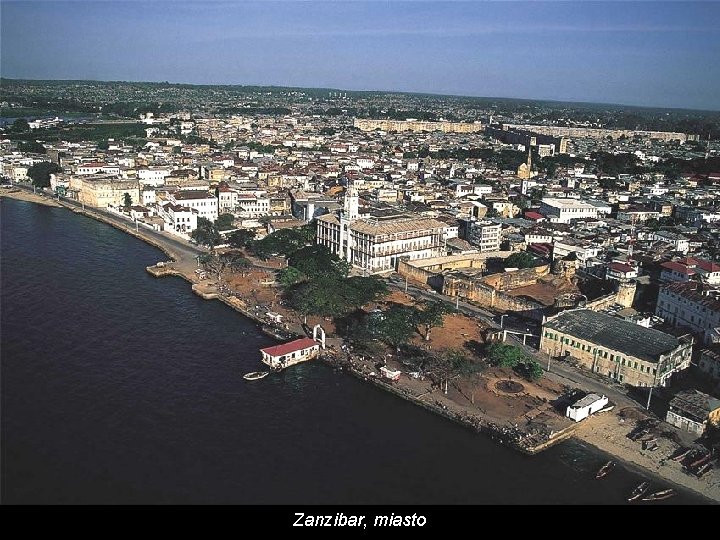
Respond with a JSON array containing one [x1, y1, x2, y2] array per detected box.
[[260, 338, 320, 370]]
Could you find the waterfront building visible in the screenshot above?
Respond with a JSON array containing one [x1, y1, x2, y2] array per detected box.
[[316, 180, 446, 273], [260, 337, 320, 370], [137, 166, 172, 187], [167, 190, 218, 221], [541, 309, 693, 387], [159, 203, 198, 234], [70, 176, 141, 208], [665, 390, 720, 436], [655, 282, 720, 345]]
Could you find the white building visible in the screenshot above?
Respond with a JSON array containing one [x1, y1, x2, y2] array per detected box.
[[316, 180, 446, 273], [168, 190, 218, 221], [651, 231, 690, 254], [656, 282, 720, 345], [553, 239, 601, 266], [237, 193, 271, 218], [461, 219, 501, 252], [566, 394, 609, 422], [539, 198, 598, 223], [160, 203, 198, 234], [137, 167, 172, 187]]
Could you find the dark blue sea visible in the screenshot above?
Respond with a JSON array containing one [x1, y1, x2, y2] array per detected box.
[[0, 198, 709, 504]]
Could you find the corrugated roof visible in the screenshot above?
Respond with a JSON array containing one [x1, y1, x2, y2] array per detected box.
[[545, 309, 680, 363]]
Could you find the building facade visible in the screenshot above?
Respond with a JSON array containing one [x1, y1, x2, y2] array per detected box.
[[656, 282, 720, 345], [541, 309, 693, 387]]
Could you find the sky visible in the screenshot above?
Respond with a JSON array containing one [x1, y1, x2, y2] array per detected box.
[[1, 1, 719, 110]]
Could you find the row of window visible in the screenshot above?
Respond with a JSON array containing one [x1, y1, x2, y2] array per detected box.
[[544, 331, 657, 375]]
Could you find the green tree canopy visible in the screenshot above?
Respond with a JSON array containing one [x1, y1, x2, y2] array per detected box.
[[226, 228, 256, 249], [191, 217, 222, 248], [504, 251, 535, 269], [251, 225, 315, 259], [287, 245, 351, 280], [486, 343, 526, 368], [215, 213, 236, 231], [285, 275, 388, 318], [10, 118, 30, 133], [27, 161, 62, 188], [370, 304, 417, 349], [123, 192, 132, 209], [16, 140, 46, 154], [413, 301, 452, 341]]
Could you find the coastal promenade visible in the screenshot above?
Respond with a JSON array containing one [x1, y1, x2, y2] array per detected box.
[[5, 187, 717, 501]]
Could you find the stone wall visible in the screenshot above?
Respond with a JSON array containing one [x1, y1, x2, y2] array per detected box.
[[482, 265, 550, 291], [443, 277, 546, 321], [397, 252, 511, 285]]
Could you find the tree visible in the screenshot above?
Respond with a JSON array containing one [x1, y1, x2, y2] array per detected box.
[[371, 304, 416, 349], [285, 275, 388, 318], [27, 161, 62, 188], [288, 245, 351, 279], [220, 250, 251, 275], [413, 301, 451, 341], [504, 251, 535, 269], [486, 343, 525, 368], [227, 228, 255, 249], [516, 359, 544, 381], [123, 192, 132, 209], [17, 141, 46, 154], [97, 140, 110, 151], [277, 266, 304, 287], [215, 213, 236, 231], [191, 217, 222, 248], [10, 118, 30, 133]]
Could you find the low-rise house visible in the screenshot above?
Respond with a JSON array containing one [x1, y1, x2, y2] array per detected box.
[[260, 338, 320, 370], [665, 390, 720, 436]]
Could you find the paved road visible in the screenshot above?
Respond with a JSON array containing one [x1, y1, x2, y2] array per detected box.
[[16, 183, 205, 262], [388, 275, 637, 408]]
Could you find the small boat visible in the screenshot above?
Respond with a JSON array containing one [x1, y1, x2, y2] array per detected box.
[[671, 447, 692, 462], [628, 481, 650, 502], [596, 460, 616, 479], [687, 452, 713, 471], [695, 463, 713, 478], [642, 489, 675, 502], [243, 371, 269, 381]]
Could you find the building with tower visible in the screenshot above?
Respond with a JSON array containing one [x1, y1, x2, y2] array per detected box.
[[316, 179, 447, 273]]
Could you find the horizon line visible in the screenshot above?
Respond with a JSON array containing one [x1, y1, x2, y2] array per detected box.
[[2, 76, 719, 114]]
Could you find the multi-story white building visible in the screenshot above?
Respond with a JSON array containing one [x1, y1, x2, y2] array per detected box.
[[315, 181, 446, 273], [459, 219, 501, 252], [539, 198, 599, 223], [168, 190, 218, 221], [651, 231, 690, 254], [237, 193, 271, 218], [656, 282, 720, 345], [160, 203, 198, 234], [137, 166, 172, 187], [553, 238, 601, 266]]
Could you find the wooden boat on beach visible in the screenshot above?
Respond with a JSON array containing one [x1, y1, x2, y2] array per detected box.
[[695, 463, 713, 478], [642, 489, 675, 502], [627, 481, 650, 502], [671, 447, 692, 462], [596, 461, 616, 479], [243, 371, 269, 381]]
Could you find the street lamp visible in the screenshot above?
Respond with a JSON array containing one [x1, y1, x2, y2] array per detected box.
[[500, 314, 507, 328]]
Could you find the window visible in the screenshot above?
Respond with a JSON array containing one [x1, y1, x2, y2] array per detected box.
[[634, 362, 638, 369]]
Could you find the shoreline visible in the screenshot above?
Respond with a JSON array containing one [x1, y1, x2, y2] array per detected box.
[[6, 195, 718, 502]]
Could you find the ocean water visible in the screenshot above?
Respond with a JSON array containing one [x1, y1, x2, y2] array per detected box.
[[0, 198, 708, 504]]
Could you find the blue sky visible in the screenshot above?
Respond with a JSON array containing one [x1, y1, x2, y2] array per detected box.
[[1, 1, 719, 110]]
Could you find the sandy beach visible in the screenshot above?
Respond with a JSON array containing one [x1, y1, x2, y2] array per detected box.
[[575, 410, 720, 501]]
